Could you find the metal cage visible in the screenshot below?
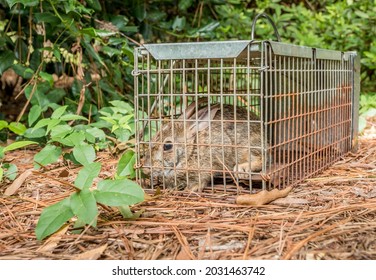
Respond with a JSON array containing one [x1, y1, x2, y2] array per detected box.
[[133, 38, 360, 193]]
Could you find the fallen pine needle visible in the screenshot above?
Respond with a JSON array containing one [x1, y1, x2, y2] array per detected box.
[[282, 216, 352, 260]]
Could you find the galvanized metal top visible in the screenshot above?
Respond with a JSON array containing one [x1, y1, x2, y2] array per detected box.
[[143, 40, 252, 60], [142, 40, 356, 61]]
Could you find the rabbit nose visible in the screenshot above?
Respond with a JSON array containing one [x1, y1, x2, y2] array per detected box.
[[142, 166, 151, 176]]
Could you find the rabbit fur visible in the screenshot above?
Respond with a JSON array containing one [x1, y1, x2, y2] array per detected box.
[[141, 99, 262, 191]]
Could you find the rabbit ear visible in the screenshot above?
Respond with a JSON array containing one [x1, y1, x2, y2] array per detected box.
[[187, 104, 220, 138], [179, 98, 210, 120]]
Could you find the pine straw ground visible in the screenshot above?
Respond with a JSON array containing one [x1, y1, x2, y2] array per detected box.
[[1, 130, 376, 260]]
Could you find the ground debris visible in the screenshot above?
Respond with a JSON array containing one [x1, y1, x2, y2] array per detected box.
[[1, 139, 376, 260]]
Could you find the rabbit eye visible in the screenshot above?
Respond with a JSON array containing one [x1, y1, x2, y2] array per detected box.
[[163, 142, 173, 151]]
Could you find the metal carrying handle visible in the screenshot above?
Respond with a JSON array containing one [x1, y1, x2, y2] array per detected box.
[[251, 13, 281, 42]]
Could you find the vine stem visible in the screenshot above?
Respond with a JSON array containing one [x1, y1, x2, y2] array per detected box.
[[16, 63, 43, 123], [48, 0, 66, 24], [25, 7, 33, 66]]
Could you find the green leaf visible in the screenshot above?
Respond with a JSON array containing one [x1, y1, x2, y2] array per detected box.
[[6, 0, 39, 7], [32, 116, 61, 134], [82, 40, 105, 68], [109, 100, 134, 113], [172, 16, 186, 31], [34, 12, 60, 25], [355, 10, 369, 19], [110, 15, 130, 32], [362, 108, 376, 118], [72, 143, 96, 166], [56, 131, 86, 147], [118, 205, 144, 219], [81, 27, 97, 37], [50, 124, 73, 139], [0, 120, 8, 131], [3, 141, 38, 152], [32, 118, 52, 132], [132, 0, 146, 22], [100, 116, 116, 125], [178, 0, 193, 11], [116, 150, 136, 179], [47, 88, 66, 104], [46, 119, 61, 134], [86, 0, 101, 11], [118, 205, 133, 218], [35, 198, 74, 240], [74, 162, 101, 190], [0, 50, 15, 75], [359, 116, 367, 132], [23, 127, 46, 139], [39, 71, 54, 87], [53, 48, 61, 62], [34, 144, 62, 169], [25, 82, 51, 109], [101, 46, 121, 57], [85, 127, 106, 143], [8, 122, 27, 135], [11, 64, 34, 79], [113, 127, 132, 142], [95, 30, 117, 38], [119, 115, 134, 128], [117, 205, 132, 219], [3, 163, 18, 181], [197, 21, 220, 33], [93, 179, 144, 206], [0, 167, 3, 182], [51, 105, 68, 119], [70, 190, 98, 226], [28, 105, 42, 126], [59, 114, 88, 122]]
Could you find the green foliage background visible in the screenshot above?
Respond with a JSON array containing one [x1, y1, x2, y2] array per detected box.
[[0, 0, 375, 113]]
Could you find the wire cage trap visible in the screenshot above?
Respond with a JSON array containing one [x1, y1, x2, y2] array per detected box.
[[133, 14, 360, 194]]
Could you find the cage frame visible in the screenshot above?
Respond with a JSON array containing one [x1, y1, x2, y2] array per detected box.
[[133, 34, 360, 194]]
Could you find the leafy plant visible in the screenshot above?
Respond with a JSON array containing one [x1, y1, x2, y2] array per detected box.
[[24, 100, 135, 168], [21, 100, 141, 239], [35, 161, 144, 240], [359, 93, 376, 132], [0, 120, 28, 139], [0, 140, 37, 181], [25, 105, 95, 168], [95, 100, 136, 142], [0, 122, 37, 182], [1, 0, 136, 126]]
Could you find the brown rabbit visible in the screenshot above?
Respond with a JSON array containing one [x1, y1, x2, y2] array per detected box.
[[141, 99, 263, 191]]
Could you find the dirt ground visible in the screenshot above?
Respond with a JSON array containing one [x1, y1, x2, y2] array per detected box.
[[0, 121, 375, 260]]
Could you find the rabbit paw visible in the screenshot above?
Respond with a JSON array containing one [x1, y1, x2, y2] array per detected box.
[[233, 162, 251, 179], [188, 184, 204, 192], [234, 160, 262, 179], [186, 176, 210, 192]]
